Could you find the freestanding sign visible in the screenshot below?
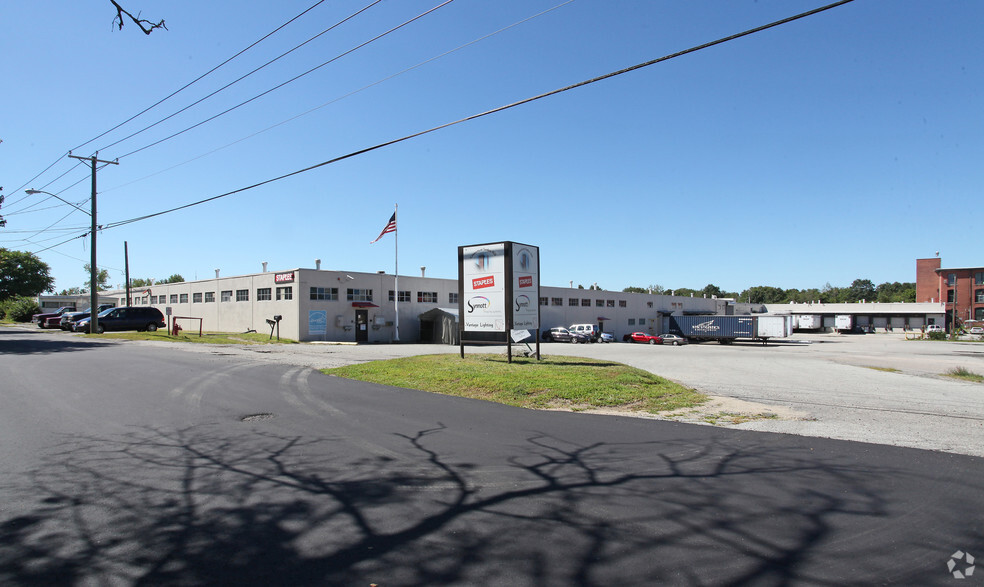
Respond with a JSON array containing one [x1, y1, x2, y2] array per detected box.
[[458, 241, 540, 361]]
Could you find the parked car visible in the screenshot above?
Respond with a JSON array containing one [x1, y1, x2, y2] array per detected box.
[[32, 306, 76, 328], [74, 306, 165, 334], [969, 327, 984, 335], [925, 325, 943, 333], [543, 327, 590, 343], [628, 332, 663, 345], [598, 332, 614, 343], [59, 304, 116, 331], [568, 324, 600, 342], [660, 334, 688, 346]]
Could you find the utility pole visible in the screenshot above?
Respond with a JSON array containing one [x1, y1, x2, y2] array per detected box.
[[69, 152, 118, 334]]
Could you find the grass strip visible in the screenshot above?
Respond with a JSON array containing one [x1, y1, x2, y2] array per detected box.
[[323, 354, 706, 414], [79, 331, 298, 345], [945, 367, 984, 383]]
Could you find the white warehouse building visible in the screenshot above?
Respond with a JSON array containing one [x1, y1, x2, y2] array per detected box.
[[95, 263, 737, 343]]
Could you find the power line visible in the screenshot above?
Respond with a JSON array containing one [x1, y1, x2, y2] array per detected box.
[[100, 0, 575, 196], [72, 0, 331, 154], [10, 1, 329, 208], [96, 0, 384, 154], [101, 0, 856, 232], [115, 0, 456, 161]]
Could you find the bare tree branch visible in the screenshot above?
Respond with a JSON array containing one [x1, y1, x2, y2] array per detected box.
[[109, 1, 167, 35]]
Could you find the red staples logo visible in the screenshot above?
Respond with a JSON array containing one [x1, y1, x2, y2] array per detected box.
[[472, 275, 495, 289], [518, 276, 533, 288], [274, 272, 295, 283]]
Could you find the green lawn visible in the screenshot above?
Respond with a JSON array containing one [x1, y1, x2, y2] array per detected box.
[[323, 354, 706, 414], [78, 330, 298, 345]]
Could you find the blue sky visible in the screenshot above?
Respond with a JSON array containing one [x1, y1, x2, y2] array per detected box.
[[2, 0, 981, 295]]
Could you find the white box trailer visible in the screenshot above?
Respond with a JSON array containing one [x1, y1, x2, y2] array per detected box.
[[794, 314, 822, 330], [757, 315, 794, 338], [835, 314, 854, 332]]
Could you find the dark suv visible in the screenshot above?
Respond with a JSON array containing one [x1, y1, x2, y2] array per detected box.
[[74, 306, 166, 334]]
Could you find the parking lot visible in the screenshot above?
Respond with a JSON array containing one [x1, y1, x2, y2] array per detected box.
[[9, 323, 984, 457]]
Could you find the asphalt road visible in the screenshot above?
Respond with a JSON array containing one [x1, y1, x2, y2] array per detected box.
[[1, 327, 982, 585]]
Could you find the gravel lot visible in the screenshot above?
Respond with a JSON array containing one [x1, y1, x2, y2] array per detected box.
[[13, 323, 982, 457]]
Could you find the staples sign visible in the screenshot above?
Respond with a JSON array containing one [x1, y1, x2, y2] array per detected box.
[[518, 275, 533, 288], [274, 272, 295, 284], [472, 275, 495, 290]]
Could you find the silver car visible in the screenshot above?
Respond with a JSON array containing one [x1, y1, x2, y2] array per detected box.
[[660, 334, 688, 346]]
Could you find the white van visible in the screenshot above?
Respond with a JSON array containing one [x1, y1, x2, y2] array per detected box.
[[568, 324, 600, 342]]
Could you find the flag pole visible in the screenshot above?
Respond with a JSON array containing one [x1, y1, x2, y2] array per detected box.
[[393, 203, 400, 342]]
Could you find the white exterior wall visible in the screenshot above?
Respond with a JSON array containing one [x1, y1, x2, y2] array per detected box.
[[95, 269, 735, 342]]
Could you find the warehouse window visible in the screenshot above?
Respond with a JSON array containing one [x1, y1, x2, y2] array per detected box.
[[595, 299, 604, 307], [276, 286, 292, 301], [257, 288, 272, 301], [310, 287, 338, 301], [388, 290, 410, 302], [236, 289, 249, 302], [569, 298, 578, 306], [179, 293, 189, 304], [417, 291, 438, 303], [628, 318, 636, 326], [205, 292, 215, 303], [193, 293, 202, 303], [170, 294, 178, 304], [582, 299, 591, 307], [448, 292, 458, 304], [976, 289, 984, 303], [976, 272, 984, 285], [347, 288, 372, 302], [619, 300, 627, 308], [606, 300, 615, 308], [551, 297, 563, 306], [947, 273, 956, 286], [540, 297, 548, 306], [221, 290, 232, 302]]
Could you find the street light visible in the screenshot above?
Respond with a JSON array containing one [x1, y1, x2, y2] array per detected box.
[[24, 185, 101, 332], [24, 189, 91, 216]]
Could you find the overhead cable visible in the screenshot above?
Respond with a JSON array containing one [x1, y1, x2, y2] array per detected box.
[[101, 0, 856, 231]]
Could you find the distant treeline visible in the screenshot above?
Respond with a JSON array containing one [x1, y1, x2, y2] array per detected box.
[[621, 279, 916, 304]]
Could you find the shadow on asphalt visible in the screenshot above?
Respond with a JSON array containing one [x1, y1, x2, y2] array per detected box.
[[0, 329, 112, 355], [1, 423, 977, 585]]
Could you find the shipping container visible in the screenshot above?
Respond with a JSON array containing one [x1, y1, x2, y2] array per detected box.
[[667, 315, 792, 343]]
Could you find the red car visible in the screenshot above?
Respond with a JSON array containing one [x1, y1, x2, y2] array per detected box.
[[31, 306, 76, 329], [628, 332, 662, 345]]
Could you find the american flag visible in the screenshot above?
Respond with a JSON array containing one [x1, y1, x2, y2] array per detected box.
[[370, 212, 396, 244]]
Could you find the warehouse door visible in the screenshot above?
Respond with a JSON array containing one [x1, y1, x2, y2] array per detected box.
[[355, 310, 368, 342]]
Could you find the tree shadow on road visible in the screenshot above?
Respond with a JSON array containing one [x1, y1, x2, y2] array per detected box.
[[0, 424, 976, 585], [0, 329, 114, 355]]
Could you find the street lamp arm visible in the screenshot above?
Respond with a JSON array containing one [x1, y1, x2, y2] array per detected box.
[[24, 189, 91, 216]]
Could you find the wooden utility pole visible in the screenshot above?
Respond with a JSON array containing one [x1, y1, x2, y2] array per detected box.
[[68, 153, 118, 333]]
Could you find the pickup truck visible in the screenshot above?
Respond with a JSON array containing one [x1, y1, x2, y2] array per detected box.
[[58, 305, 116, 331], [32, 306, 76, 329]]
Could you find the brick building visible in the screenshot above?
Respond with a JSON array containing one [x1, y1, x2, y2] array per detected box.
[[916, 257, 984, 328]]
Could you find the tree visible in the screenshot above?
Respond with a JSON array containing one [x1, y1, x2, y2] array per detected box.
[[82, 264, 112, 291], [158, 274, 185, 284], [701, 284, 723, 298], [110, 1, 166, 35], [622, 286, 648, 294], [0, 249, 55, 301], [741, 286, 786, 304], [846, 279, 876, 303]]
